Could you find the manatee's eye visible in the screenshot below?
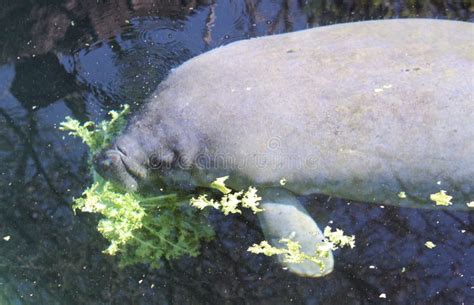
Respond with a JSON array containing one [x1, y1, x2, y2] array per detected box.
[[148, 154, 163, 169]]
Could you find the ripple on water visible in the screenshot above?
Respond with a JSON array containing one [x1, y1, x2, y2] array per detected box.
[[69, 16, 194, 111]]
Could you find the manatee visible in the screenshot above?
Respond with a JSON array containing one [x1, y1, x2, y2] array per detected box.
[[94, 19, 474, 277]]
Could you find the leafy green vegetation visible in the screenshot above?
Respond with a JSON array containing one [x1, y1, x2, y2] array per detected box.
[[248, 226, 355, 270], [190, 176, 263, 215], [430, 190, 453, 206], [60, 106, 213, 268], [191, 176, 355, 272], [248, 239, 328, 270], [60, 105, 131, 154], [324, 226, 356, 249]]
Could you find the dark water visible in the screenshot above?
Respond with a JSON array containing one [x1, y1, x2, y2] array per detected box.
[[0, 1, 473, 304]]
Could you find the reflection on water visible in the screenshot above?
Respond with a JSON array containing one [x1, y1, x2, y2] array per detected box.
[[0, 0, 472, 304]]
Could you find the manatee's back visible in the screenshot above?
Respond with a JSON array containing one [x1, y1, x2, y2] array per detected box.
[[148, 19, 474, 206]]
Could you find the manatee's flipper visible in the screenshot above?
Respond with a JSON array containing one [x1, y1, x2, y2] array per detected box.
[[257, 188, 334, 277]]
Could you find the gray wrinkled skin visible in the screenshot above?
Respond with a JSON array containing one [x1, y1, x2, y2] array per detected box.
[[94, 19, 474, 277], [97, 19, 474, 208]]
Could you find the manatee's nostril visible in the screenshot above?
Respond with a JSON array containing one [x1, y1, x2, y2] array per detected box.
[[116, 144, 128, 157], [93, 150, 121, 174], [100, 155, 119, 170], [100, 158, 113, 170]]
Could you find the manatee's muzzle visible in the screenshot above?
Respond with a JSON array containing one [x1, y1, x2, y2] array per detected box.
[[93, 147, 147, 192]]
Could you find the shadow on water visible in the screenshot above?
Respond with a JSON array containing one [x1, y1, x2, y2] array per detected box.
[[0, 0, 473, 304]]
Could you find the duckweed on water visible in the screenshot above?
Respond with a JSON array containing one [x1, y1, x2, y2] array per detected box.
[[430, 190, 453, 206]]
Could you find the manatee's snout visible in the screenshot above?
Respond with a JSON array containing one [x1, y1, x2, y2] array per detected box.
[[93, 145, 147, 192]]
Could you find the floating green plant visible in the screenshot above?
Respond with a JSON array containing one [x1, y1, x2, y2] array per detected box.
[[60, 106, 213, 268], [248, 226, 355, 270], [430, 190, 453, 206]]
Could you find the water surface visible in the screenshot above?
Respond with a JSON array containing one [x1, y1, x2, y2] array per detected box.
[[0, 1, 473, 304]]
